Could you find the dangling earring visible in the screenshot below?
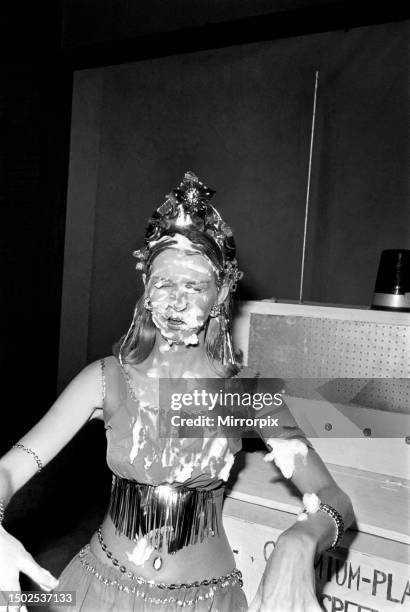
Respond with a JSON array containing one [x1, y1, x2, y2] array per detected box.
[[218, 303, 236, 366], [209, 303, 221, 317], [144, 296, 152, 311]]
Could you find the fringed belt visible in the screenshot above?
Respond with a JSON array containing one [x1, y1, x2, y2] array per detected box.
[[108, 474, 223, 555]]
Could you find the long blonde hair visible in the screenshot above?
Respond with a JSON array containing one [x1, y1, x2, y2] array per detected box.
[[113, 230, 241, 376]]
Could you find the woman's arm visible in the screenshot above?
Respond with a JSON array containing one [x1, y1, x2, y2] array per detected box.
[[0, 360, 104, 501], [280, 445, 354, 551], [0, 360, 104, 610], [249, 444, 354, 612]]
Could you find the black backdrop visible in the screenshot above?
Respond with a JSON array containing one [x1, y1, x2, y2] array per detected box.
[[0, 3, 408, 572]]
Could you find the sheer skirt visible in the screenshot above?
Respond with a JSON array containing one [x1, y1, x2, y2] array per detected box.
[[48, 544, 248, 612]]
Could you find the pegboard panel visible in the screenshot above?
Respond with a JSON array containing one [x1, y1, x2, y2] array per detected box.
[[248, 314, 410, 413], [249, 314, 410, 378]]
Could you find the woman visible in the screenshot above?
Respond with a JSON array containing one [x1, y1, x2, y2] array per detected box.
[[0, 171, 353, 611]]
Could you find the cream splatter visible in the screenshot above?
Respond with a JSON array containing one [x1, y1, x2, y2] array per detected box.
[[159, 343, 171, 352], [129, 415, 147, 463], [263, 438, 308, 478], [147, 234, 219, 274], [296, 512, 308, 522], [182, 262, 214, 275], [169, 456, 195, 482], [147, 367, 160, 378], [183, 333, 199, 346], [126, 538, 154, 566], [161, 439, 181, 468], [182, 304, 204, 328], [177, 461, 194, 481], [302, 492, 321, 514], [217, 450, 235, 481], [200, 437, 230, 478], [144, 454, 155, 471], [297, 493, 321, 522]]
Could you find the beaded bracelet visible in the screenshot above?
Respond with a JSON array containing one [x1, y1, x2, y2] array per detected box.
[[12, 443, 43, 473], [318, 502, 345, 550], [0, 499, 6, 525], [100, 358, 106, 407]]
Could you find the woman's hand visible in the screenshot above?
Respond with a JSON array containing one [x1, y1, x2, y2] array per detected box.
[[0, 525, 59, 612], [248, 529, 323, 612]]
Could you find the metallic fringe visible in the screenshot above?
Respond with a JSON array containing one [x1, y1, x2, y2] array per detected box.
[[108, 475, 221, 554]]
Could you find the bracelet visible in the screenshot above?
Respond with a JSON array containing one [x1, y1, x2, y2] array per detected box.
[[318, 502, 345, 550], [0, 499, 6, 525], [12, 443, 43, 473], [101, 358, 106, 407]]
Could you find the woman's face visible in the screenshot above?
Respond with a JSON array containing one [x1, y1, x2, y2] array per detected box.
[[145, 248, 220, 346]]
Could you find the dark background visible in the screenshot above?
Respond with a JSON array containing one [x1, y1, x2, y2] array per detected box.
[[0, 0, 409, 575], [60, 22, 408, 383]]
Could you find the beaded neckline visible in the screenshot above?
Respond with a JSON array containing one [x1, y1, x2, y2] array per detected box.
[[119, 362, 140, 403]]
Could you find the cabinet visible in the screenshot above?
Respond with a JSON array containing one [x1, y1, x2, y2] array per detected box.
[[225, 302, 410, 610]]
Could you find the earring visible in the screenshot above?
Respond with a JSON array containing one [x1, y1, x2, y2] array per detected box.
[[144, 297, 152, 311], [209, 304, 221, 317]]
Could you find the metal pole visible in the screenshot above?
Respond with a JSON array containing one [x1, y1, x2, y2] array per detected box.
[[299, 70, 319, 303]]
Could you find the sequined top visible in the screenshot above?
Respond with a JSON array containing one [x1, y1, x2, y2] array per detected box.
[[103, 356, 311, 489]]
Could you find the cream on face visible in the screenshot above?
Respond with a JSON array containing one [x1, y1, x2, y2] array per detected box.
[[145, 238, 219, 346]]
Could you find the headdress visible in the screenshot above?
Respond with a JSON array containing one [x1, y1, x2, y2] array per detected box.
[[133, 171, 243, 291], [119, 171, 242, 368]]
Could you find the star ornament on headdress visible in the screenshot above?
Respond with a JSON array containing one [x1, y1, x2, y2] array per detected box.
[[155, 171, 215, 229], [173, 170, 215, 211], [146, 171, 218, 240]]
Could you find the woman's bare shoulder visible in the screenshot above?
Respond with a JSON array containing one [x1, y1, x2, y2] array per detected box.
[[84, 356, 118, 421], [54, 356, 116, 421], [84, 355, 118, 372], [80, 355, 120, 381]]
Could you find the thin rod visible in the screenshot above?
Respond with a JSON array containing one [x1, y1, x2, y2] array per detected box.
[[299, 70, 319, 304]]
